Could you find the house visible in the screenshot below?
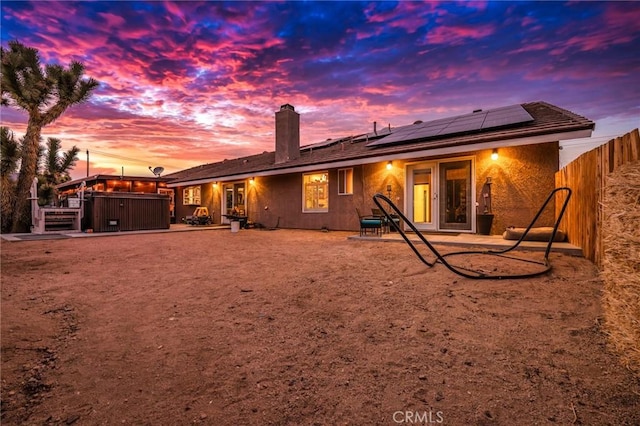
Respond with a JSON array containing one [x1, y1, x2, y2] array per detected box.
[[166, 102, 594, 235]]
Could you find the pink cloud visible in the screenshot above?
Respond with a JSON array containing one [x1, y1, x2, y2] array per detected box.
[[97, 12, 126, 28], [520, 16, 537, 28], [163, 1, 187, 25], [357, 2, 446, 40], [507, 41, 553, 55], [551, 31, 635, 55], [549, 3, 639, 55], [426, 23, 495, 45]]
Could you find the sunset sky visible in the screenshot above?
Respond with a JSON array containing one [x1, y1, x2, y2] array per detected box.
[[1, 1, 639, 179]]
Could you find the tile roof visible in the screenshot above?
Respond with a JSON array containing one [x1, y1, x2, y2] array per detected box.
[[166, 101, 594, 184]]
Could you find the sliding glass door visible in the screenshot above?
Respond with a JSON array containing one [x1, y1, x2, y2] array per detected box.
[[407, 163, 436, 231], [438, 160, 472, 231], [222, 182, 246, 223]]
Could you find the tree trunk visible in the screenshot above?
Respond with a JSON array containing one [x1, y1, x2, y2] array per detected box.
[[1, 177, 15, 233], [10, 119, 42, 233]]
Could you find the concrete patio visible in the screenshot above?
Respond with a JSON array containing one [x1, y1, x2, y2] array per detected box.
[[1, 224, 583, 257], [348, 231, 583, 256]]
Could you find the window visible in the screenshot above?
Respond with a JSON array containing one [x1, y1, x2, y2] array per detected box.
[[338, 168, 353, 195], [303, 172, 329, 212], [106, 180, 131, 192], [183, 185, 201, 205]]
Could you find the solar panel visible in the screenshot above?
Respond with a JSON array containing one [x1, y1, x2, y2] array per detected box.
[[301, 134, 359, 151], [482, 106, 533, 129], [366, 120, 452, 146], [437, 113, 486, 135], [300, 139, 339, 151], [365, 132, 407, 146], [366, 104, 534, 147]]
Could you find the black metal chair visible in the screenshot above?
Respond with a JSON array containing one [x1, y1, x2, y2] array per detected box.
[[356, 208, 383, 236]]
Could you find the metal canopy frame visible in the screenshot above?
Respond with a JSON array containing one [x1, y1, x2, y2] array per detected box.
[[372, 187, 572, 279]]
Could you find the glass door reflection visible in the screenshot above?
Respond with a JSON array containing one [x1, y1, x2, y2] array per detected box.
[[439, 160, 472, 231]]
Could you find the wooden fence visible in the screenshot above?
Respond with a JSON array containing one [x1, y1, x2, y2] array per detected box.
[[555, 128, 640, 266]]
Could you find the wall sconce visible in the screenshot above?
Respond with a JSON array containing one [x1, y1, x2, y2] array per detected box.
[[213, 182, 218, 188], [386, 161, 392, 170], [249, 177, 255, 184], [491, 149, 499, 161]]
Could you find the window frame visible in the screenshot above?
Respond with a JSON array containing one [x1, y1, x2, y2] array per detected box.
[[183, 185, 201, 205], [337, 168, 354, 195], [302, 171, 329, 213]]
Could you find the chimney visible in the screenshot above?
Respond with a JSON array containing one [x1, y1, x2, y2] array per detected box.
[[275, 104, 300, 164]]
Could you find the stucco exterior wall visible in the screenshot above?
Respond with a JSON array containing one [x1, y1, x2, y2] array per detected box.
[[361, 162, 406, 214], [248, 168, 366, 231], [475, 142, 559, 234], [246, 163, 408, 231], [173, 141, 559, 234], [175, 183, 217, 223]]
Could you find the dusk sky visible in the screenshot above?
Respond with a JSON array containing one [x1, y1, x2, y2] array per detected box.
[[1, 1, 639, 179]]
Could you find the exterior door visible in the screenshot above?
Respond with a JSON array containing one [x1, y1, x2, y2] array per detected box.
[[221, 182, 246, 223], [406, 163, 437, 231], [158, 188, 175, 219], [439, 160, 472, 231]]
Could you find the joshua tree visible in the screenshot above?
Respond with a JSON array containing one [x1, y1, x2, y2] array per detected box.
[[38, 137, 80, 206], [1, 40, 98, 232], [1, 127, 21, 233]]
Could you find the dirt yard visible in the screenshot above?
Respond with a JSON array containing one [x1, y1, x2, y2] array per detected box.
[[1, 229, 639, 425]]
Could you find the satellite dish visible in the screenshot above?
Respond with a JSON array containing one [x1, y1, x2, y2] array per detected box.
[[149, 166, 164, 177]]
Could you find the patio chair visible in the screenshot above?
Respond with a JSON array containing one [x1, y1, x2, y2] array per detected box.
[[372, 187, 572, 279], [356, 208, 383, 236], [372, 207, 400, 233]]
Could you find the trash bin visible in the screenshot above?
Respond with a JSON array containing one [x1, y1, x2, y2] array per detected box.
[[477, 214, 494, 235], [230, 220, 240, 233]]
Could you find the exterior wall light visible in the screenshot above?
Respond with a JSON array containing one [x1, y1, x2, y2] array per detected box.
[[213, 182, 218, 188], [386, 161, 392, 170], [491, 149, 499, 161], [249, 177, 255, 184]]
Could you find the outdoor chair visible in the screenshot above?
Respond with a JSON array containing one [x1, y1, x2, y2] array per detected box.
[[372, 187, 573, 279], [372, 207, 400, 233], [356, 208, 383, 236]]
